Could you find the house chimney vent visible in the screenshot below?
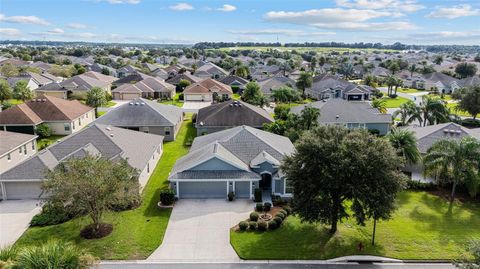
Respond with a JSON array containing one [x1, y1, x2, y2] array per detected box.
[[110, 134, 114, 137]]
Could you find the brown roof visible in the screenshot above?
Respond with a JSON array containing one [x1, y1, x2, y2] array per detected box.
[[83, 71, 117, 84], [184, 78, 232, 94], [0, 95, 93, 124], [0, 103, 43, 125]]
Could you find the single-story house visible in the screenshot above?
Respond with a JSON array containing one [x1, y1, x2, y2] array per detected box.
[[169, 125, 295, 199], [94, 98, 183, 141], [165, 73, 202, 86], [195, 100, 274, 135], [0, 124, 164, 200], [291, 99, 392, 135], [36, 73, 112, 99], [219, 75, 249, 93], [89, 63, 118, 77], [422, 72, 461, 94], [117, 65, 140, 78], [258, 76, 296, 100], [183, 78, 233, 102], [0, 95, 95, 135], [401, 123, 480, 182], [0, 131, 37, 175], [193, 62, 229, 79], [111, 76, 176, 100]]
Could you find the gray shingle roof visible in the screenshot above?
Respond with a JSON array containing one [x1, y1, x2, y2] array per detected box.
[[0, 131, 37, 157], [0, 124, 164, 181], [94, 98, 183, 127], [169, 170, 260, 180], [291, 99, 391, 124]]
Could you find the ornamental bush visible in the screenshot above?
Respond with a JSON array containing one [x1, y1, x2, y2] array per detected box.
[[248, 221, 257, 230], [268, 220, 278, 230], [159, 189, 175, 206], [282, 205, 292, 215], [255, 203, 263, 212], [257, 220, 267, 231], [263, 202, 272, 212], [239, 221, 248, 231], [274, 216, 283, 226], [279, 209, 288, 216], [249, 212, 259, 221], [276, 212, 286, 220]]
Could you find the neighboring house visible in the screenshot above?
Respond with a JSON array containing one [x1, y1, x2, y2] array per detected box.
[[142, 62, 161, 73], [460, 76, 480, 88], [94, 98, 183, 141], [0, 95, 95, 135], [258, 76, 296, 100], [112, 76, 176, 100], [219, 75, 249, 92], [401, 123, 480, 182], [7, 71, 61, 91], [165, 73, 201, 86], [370, 66, 390, 78], [0, 131, 37, 175], [29, 61, 53, 72], [291, 99, 392, 135], [0, 124, 164, 200], [422, 72, 460, 93], [183, 78, 233, 102], [117, 65, 140, 78], [194, 62, 229, 79], [251, 65, 282, 80], [168, 125, 295, 199], [89, 63, 118, 77], [195, 100, 273, 135], [310, 74, 372, 101], [82, 71, 117, 85], [36, 73, 112, 99]]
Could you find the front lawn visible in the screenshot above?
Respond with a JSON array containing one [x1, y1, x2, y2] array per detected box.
[[15, 115, 196, 259], [381, 96, 410, 108], [447, 103, 479, 119], [5, 99, 23, 105], [159, 93, 183, 107], [397, 88, 425, 94], [37, 135, 65, 150], [104, 101, 116, 107], [231, 191, 480, 260]]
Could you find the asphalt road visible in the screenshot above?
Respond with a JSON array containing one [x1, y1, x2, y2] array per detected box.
[[98, 261, 455, 269]]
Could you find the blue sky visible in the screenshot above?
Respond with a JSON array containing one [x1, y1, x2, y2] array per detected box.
[[1, 0, 479, 45]]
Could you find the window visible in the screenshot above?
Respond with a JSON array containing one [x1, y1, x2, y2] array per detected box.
[[7, 153, 11, 161], [147, 163, 150, 173], [19, 147, 22, 154], [72, 121, 76, 130], [78, 118, 81, 126], [23, 145, 27, 155], [64, 123, 70, 131], [143, 127, 149, 133], [32, 141, 35, 150], [165, 127, 171, 136], [285, 180, 294, 194]]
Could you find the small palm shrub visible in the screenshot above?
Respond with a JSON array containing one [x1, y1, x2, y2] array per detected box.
[[238, 221, 248, 231], [249, 212, 259, 221], [257, 220, 267, 231], [159, 189, 175, 206]]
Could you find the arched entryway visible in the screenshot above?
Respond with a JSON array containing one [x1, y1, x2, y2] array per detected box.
[[259, 173, 272, 190]]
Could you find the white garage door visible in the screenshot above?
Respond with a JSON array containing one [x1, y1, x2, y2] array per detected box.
[[121, 93, 141, 100], [179, 181, 226, 199], [185, 94, 203, 101], [4, 182, 43, 200]]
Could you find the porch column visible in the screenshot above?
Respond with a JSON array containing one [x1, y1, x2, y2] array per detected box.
[[0, 182, 7, 200], [175, 181, 179, 198], [249, 180, 253, 199]]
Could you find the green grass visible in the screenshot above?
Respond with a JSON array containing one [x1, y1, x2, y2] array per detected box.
[[15, 115, 196, 260], [37, 135, 65, 150], [97, 111, 106, 117], [232, 93, 241, 100], [447, 103, 479, 118], [5, 99, 23, 105], [231, 191, 480, 260], [397, 88, 425, 94], [104, 101, 116, 107], [159, 93, 183, 107], [381, 96, 410, 108]]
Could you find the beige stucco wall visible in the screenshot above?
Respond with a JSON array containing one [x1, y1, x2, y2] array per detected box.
[[138, 143, 163, 190], [0, 139, 37, 174], [35, 91, 67, 99], [46, 109, 95, 135]]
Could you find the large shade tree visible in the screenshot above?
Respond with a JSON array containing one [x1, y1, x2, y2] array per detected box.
[[13, 80, 33, 101], [0, 78, 12, 104], [241, 81, 267, 107], [282, 126, 406, 239], [424, 137, 480, 206], [264, 106, 319, 142], [86, 87, 107, 117], [457, 85, 480, 120], [43, 155, 139, 238], [296, 72, 313, 99]]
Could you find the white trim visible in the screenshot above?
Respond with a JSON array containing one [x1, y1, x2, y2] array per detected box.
[[176, 181, 179, 198], [249, 180, 253, 199], [171, 178, 259, 182], [259, 170, 272, 175], [0, 182, 6, 200], [226, 181, 229, 196]]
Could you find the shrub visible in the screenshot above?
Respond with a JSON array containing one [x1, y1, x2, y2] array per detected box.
[[274, 216, 283, 226], [30, 202, 77, 227], [405, 179, 436, 191], [248, 221, 257, 230], [272, 195, 287, 206], [389, 94, 398, 98], [192, 113, 197, 123], [159, 189, 176, 206], [239, 221, 248, 231], [228, 191, 235, 201], [276, 212, 286, 220], [178, 93, 184, 100], [279, 209, 288, 216], [263, 202, 272, 212], [249, 212, 259, 221], [36, 123, 52, 138], [0, 245, 17, 262], [283, 205, 292, 215], [257, 220, 267, 231], [254, 188, 262, 202], [255, 203, 263, 212], [268, 220, 278, 230]]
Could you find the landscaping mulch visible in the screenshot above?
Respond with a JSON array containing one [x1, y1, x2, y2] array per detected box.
[[80, 223, 113, 239]]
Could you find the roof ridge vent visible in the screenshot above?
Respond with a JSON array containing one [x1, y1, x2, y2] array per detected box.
[[213, 142, 218, 153], [110, 134, 114, 137]]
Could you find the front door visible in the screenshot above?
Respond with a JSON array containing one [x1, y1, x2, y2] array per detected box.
[[259, 173, 272, 190]]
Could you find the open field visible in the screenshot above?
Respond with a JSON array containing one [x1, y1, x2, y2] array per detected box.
[[15, 115, 196, 259], [231, 191, 480, 260]]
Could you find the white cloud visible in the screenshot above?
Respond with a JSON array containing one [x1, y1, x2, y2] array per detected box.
[[312, 21, 417, 31], [101, 0, 140, 4], [169, 3, 194, 11], [0, 28, 22, 37], [67, 23, 87, 29], [0, 14, 50, 26], [229, 29, 335, 36], [48, 28, 64, 34], [217, 4, 236, 12], [427, 5, 480, 19], [264, 8, 399, 24], [336, 0, 424, 12]]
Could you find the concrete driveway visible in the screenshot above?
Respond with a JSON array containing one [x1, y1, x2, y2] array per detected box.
[[0, 200, 41, 247], [148, 199, 253, 261], [181, 102, 211, 113]]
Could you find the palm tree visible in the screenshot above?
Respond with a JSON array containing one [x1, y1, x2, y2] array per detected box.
[[385, 75, 397, 96], [393, 100, 422, 126], [408, 64, 417, 78], [339, 62, 354, 80], [372, 98, 387, 113], [424, 137, 480, 205], [296, 72, 313, 99], [387, 128, 421, 165], [418, 95, 450, 126]]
